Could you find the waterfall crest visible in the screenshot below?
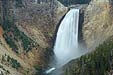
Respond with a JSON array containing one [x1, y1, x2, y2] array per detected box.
[[54, 9, 80, 67]]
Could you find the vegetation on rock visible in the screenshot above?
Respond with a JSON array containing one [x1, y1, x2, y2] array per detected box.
[[2, 54, 21, 70], [1, 0, 37, 54], [64, 37, 113, 75], [3, 23, 36, 53], [34, 65, 44, 75], [0, 65, 10, 75]]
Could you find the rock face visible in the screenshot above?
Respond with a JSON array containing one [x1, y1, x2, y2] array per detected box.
[[0, 0, 68, 75], [83, 0, 113, 49], [63, 36, 113, 75], [61, 0, 113, 75]]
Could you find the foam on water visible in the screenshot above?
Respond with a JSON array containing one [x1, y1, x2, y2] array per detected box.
[[54, 9, 80, 67]]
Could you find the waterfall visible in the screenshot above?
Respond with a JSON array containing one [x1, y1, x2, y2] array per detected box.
[[45, 9, 80, 74], [54, 9, 80, 67]]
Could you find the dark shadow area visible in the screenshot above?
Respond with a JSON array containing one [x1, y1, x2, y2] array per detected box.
[[52, 8, 86, 50], [51, 9, 69, 49], [78, 11, 84, 43], [57, 0, 91, 6], [78, 9, 87, 48], [48, 10, 69, 72], [48, 8, 87, 75]]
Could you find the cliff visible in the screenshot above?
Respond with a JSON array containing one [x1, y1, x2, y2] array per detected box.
[[0, 0, 68, 75], [62, 0, 113, 75], [83, 0, 113, 49], [0, 0, 112, 75], [63, 36, 113, 75]]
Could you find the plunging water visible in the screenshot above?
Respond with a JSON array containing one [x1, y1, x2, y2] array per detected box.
[[54, 9, 79, 67], [46, 9, 80, 74]]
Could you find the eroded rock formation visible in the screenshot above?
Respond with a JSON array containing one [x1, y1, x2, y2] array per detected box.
[[0, 0, 68, 75], [83, 0, 113, 49]]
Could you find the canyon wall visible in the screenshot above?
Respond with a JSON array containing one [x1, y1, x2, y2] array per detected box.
[[63, 0, 113, 75], [83, 0, 113, 49], [0, 0, 68, 75], [1, 0, 113, 75]]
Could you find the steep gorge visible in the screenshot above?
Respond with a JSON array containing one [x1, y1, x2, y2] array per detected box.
[[83, 0, 113, 49], [0, 0, 68, 75], [62, 0, 113, 75], [0, 0, 113, 75]]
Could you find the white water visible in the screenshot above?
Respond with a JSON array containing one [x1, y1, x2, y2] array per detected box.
[[54, 9, 80, 67], [46, 67, 56, 74], [46, 9, 80, 74]]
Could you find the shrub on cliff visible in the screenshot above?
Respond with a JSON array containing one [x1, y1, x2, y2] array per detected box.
[[65, 37, 113, 75]]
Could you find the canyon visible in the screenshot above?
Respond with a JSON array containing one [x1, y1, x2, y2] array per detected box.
[[0, 0, 113, 75]]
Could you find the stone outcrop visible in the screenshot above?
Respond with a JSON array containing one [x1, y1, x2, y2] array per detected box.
[[83, 0, 113, 49], [61, 0, 113, 75], [0, 0, 68, 75]]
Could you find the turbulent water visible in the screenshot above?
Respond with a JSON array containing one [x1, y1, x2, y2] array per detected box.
[[54, 9, 80, 67], [46, 9, 80, 74]]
